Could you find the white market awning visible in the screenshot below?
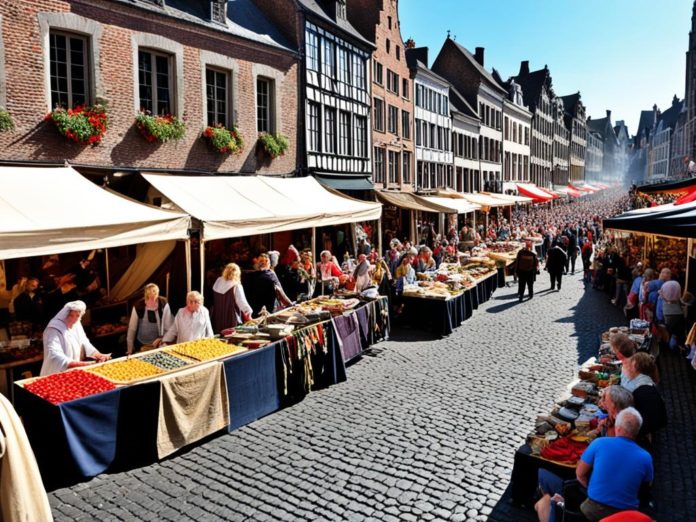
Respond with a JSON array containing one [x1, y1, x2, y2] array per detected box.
[[481, 192, 533, 204], [419, 196, 480, 214], [143, 173, 382, 241], [459, 192, 513, 209], [0, 166, 191, 260]]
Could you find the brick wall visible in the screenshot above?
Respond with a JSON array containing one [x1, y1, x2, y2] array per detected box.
[[431, 40, 481, 109], [349, 0, 414, 191], [0, 0, 299, 174]]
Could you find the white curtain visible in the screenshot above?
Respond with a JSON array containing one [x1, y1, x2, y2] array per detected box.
[[109, 240, 176, 302]]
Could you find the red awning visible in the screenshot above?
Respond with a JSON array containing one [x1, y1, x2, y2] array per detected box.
[[516, 183, 553, 203], [537, 187, 561, 199], [675, 189, 696, 205], [565, 185, 583, 198], [569, 183, 594, 193]]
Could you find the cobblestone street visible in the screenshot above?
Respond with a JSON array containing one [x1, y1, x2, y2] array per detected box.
[[47, 273, 688, 521]]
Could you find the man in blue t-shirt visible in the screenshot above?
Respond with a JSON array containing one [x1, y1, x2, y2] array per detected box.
[[576, 407, 653, 521]]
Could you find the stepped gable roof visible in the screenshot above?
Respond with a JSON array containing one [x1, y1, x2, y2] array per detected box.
[[511, 67, 551, 112]]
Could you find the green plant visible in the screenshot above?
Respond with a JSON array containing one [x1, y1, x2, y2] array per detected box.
[[202, 124, 244, 154], [135, 111, 186, 143], [45, 103, 108, 144], [0, 108, 14, 132], [258, 133, 289, 159]]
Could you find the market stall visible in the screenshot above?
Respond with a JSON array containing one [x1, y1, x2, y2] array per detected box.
[[14, 295, 388, 488], [0, 165, 191, 397], [516, 183, 555, 203], [510, 324, 655, 507]]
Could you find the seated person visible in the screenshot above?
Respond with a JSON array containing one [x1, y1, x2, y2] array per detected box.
[[161, 291, 213, 344], [576, 408, 653, 521]]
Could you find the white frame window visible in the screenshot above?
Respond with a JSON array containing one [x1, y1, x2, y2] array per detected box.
[[352, 55, 366, 90], [306, 29, 319, 71], [205, 67, 230, 127], [402, 151, 412, 184], [324, 106, 336, 153], [49, 31, 90, 109], [138, 48, 174, 115], [354, 116, 367, 157], [374, 147, 385, 184], [307, 101, 320, 152], [402, 110, 410, 140], [256, 77, 274, 133], [388, 105, 398, 135], [338, 46, 350, 85], [322, 38, 335, 79], [339, 110, 351, 156], [388, 150, 398, 184]]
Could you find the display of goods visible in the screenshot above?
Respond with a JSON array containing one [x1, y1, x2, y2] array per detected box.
[[166, 338, 246, 361], [24, 370, 115, 404], [487, 242, 521, 253], [87, 358, 163, 383], [139, 351, 190, 371], [650, 236, 687, 274], [93, 323, 128, 336]]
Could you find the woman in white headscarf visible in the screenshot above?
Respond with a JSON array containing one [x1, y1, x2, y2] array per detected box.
[[40, 300, 110, 376]]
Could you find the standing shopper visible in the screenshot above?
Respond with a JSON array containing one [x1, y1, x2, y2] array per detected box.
[[211, 263, 253, 333], [546, 240, 568, 291], [515, 240, 539, 302]]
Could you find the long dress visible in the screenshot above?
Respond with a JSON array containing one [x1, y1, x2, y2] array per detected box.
[[211, 278, 252, 333]]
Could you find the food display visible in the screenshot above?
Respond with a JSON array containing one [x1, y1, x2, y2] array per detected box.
[[92, 322, 128, 337], [87, 358, 164, 384], [166, 338, 246, 362], [23, 370, 116, 404], [484, 241, 523, 264], [649, 236, 687, 275], [139, 351, 191, 371], [0, 339, 42, 363]]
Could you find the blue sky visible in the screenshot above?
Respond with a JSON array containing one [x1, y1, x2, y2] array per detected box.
[[399, 0, 692, 135]]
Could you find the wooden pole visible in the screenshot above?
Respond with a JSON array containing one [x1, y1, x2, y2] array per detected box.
[[105, 248, 111, 297], [185, 239, 192, 294], [199, 239, 205, 293]]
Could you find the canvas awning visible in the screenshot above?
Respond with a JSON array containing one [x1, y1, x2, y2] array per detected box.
[[481, 192, 533, 204], [0, 166, 191, 260], [636, 176, 696, 195], [375, 191, 455, 213], [459, 192, 514, 209], [143, 173, 382, 241], [603, 200, 696, 238], [419, 196, 480, 214], [559, 186, 583, 198], [516, 183, 554, 202]]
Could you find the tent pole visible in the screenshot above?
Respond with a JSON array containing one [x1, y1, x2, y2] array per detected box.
[[311, 227, 317, 264], [199, 239, 206, 293], [105, 248, 111, 297], [377, 218, 383, 258], [185, 239, 192, 294]]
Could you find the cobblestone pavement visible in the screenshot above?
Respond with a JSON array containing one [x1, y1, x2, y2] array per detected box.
[[47, 273, 684, 521]]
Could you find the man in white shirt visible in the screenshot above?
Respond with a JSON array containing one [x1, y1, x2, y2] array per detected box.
[[161, 291, 213, 345]]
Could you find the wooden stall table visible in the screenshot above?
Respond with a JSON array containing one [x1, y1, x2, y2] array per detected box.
[[0, 354, 43, 403]]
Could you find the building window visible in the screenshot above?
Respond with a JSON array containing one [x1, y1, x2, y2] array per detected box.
[[324, 107, 336, 153], [402, 110, 410, 139], [339, 110, 351, 155], [402, 78, 409, 99], [387, 16, 392, 29], [306, 30, 319, 71], [402, 151, 412, 183], [338, 47, 350, 84], [373, 97, 385, 132], [307, 101, 320, 152], [138, 49, 173, 115], [374, 147, 385, 183], [386, 39, 391, 54], [256, 77, 274, 133], [353, 55, 366, 90], [205, 67, 229, 127], [50, 31, 90, 109], [388, 105, 398, 134], [387, 70, 399, 95], [388, 150, 398, 184], [415, 85, 422, 107], [396, 46, 401, 61], [415, 118, 422, 146], [354, 116, 367, 157], [322, 38, 335, 78], [374, 61, 383, 85]]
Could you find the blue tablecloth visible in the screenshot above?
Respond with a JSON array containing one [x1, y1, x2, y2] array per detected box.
[[224, 344, 279, 432]]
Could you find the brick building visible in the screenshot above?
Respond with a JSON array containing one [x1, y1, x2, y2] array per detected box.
[[685, 1, 696, 163], [0, 0, 299, 176], [560, 93, 587, 183], [511, 62, 554, 188], [586, 130, 604, 183], [348, 0, 414, 191], [406, 46, 453, 191], [254, 0, 374, 191], [432, 39, 504, 192]]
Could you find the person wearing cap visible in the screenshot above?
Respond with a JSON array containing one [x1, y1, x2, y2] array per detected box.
[[40, 300, 110, 376], [515, 240, 539, 302]]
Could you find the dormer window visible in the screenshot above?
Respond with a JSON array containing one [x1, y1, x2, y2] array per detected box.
[[211, 0, 226, 24], [336, 0, 346, 20]]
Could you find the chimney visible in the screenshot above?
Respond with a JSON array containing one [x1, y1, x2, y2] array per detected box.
[[408, 46, 429, 67], [519, 60, 530, 76], [652, 104, 658, 125], [474, 47, 484, 66], [606, 109, 611, 120]]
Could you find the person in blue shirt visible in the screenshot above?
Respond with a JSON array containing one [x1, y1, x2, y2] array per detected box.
[[576, 407, 653, 521]]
